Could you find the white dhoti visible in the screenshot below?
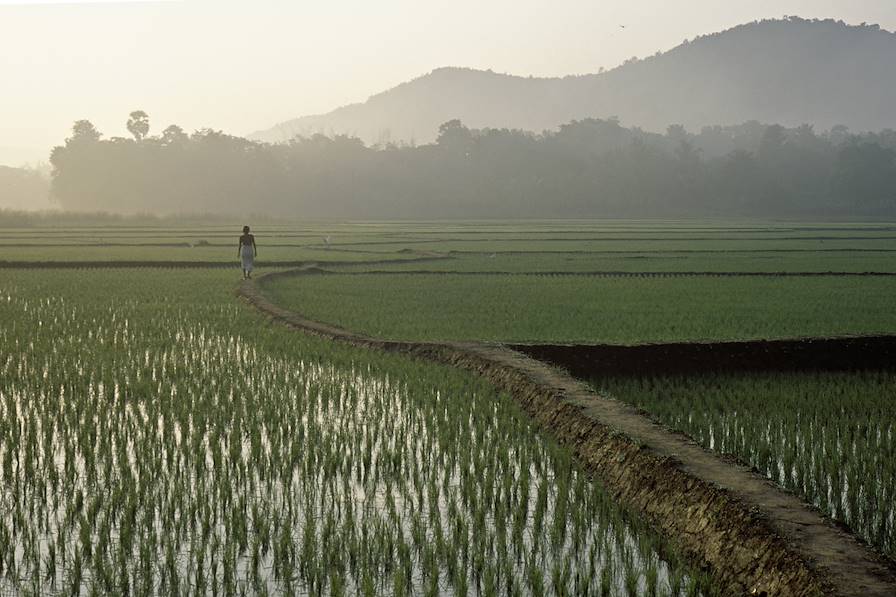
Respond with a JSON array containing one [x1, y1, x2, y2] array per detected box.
[[240, 245, 254, 271]]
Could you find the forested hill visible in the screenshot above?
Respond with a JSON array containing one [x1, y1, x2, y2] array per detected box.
[[250, 18, 896, 145]]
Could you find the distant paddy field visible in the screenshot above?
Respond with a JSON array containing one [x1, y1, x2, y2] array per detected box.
[[265, 273, 896, 343], [240, 220, 896, 343], [4, 220, 896, 273], [3, 219, 895, 593]]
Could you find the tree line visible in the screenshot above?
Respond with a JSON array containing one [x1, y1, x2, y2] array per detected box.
[[49, 111, 896, 219]]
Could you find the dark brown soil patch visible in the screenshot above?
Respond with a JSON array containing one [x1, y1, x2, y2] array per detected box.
[[238, 268, 896, 597], [513, 336, 896, 377]]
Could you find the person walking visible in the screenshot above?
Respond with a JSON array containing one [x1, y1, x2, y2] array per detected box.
[[238, 225, 257, 279]]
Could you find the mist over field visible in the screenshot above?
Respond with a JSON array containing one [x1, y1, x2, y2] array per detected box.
[[1, 7, 895, 219]]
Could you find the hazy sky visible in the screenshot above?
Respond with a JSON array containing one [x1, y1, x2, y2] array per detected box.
[[2, 0, 895, 166]]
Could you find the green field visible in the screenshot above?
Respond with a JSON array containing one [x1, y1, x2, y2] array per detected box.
[[2, 219, 894, 592], [596, 372, 896, 559], [0, 244, 424, 263], [325, 238, 896, 253], [0, 268, 713, 595], [336, 250, 896, 273], [255, 220, 896, 343], [255, 220, 896, 567], [264, 273, 896, 343], [5, 221, 896, 274]]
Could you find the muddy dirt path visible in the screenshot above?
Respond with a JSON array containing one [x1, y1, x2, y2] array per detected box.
[[240, 268, 896, 597]]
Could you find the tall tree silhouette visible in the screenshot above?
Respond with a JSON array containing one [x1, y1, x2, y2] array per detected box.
[[127, 111, 150, 142]]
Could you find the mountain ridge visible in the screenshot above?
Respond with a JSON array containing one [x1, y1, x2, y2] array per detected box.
[[250, 17, 896, 144]]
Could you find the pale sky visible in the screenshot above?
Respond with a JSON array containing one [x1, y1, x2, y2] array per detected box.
[[2, 0, 895, 166]]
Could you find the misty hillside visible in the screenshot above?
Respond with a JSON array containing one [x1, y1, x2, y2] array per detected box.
[[251, 18, 896, 144]]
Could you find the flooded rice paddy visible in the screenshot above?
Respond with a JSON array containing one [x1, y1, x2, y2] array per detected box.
[[598, 372, 896, 560], [0, 270, 713, 596]]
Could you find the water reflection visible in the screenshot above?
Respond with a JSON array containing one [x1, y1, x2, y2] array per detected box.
[[0, 282, 712, 595]]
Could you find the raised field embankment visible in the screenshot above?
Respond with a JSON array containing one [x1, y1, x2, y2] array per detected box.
[[241, 268, 896, 597], [0, 256, 447, 269]]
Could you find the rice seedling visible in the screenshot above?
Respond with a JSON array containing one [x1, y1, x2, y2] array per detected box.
[[263, 273, 896, 343], [598, 371, 896, 559], [0, 269, 715, 595]]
